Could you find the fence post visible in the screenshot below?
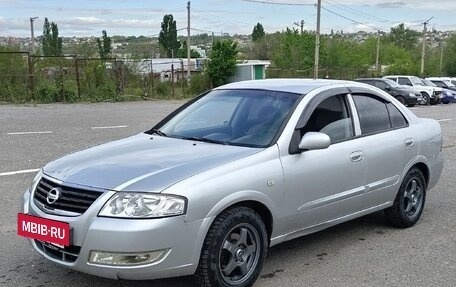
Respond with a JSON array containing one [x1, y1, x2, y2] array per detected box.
[[75, 57, 81, 100], [26, 52, 35, 99], [171, 64, 175, 98]]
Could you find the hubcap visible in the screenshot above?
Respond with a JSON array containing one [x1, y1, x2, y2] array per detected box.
[[218, 223, 261, 285], [403, 178, 424, 219]]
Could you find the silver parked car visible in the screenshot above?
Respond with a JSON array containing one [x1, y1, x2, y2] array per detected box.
[[20, 79, 444, 287]]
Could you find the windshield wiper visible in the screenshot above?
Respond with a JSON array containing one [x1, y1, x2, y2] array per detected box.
[[150, 129, 167, 137], [180, 136, 227, 145]]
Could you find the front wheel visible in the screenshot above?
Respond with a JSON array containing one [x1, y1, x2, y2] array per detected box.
[[385, 168, 426, 228], [396, 95, 406, 105], [196, 207, 268, 287], [430, 96, 441, 105], [420, 92, 430, 105]]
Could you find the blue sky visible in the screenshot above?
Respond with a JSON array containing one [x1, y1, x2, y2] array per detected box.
[[1, 0, 455, 37]]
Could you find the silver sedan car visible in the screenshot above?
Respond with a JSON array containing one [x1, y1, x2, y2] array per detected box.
[[19, 79, 444, 287]]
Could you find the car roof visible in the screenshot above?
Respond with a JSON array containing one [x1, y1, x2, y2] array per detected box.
[[355, 78, 385, 81], [215, 79, 354, 94]]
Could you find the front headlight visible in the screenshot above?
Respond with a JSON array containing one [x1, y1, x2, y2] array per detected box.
[[409, 93, 416, 97], [30, 169, 43, 192], [99, 193, 186, 218]]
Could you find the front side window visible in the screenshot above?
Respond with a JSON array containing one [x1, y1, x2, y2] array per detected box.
[[353, 95, 391, 134], [154, 89, 300, 147], [301, 95, 354, 144]]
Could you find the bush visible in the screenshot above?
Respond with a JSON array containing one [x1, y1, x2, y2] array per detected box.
[[36, 81, 60, 103], [188, 73, 211, 95], [1, 83, 32, 103], [155, 81, 171, 97]]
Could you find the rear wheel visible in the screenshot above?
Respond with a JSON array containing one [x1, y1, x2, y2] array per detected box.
[[196, 207, 268, 287], [385, 168, 426, 228]]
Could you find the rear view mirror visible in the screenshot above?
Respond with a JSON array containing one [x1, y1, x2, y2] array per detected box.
[[299, 132, 331, 151]]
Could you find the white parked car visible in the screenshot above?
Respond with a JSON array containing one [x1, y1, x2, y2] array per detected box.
[[383, 75, 443, 105]]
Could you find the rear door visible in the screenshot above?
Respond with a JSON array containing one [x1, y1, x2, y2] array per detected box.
[[350, 89, 418, 207]]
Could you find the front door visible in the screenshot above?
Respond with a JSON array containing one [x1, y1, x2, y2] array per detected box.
[[281, 93, 366, 233]]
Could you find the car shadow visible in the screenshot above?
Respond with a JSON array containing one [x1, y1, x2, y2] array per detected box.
[[43, 211, 393, 287]]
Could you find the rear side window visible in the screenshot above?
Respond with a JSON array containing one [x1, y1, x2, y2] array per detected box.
[[386, 103, 408, 128], [353, 95, 391, 134], [398, 77, 412, 86], [374, 81, 387, 90]]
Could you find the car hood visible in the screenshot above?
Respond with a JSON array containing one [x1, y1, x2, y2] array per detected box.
[[43, 133, 261, 192]]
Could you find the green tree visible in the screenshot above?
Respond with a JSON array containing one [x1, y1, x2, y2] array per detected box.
[[443, 35, 456, 76], [42, 17, 62, 56], [158, 14, 180, 58], [273, 28, 316, 70], [387, 23, 420, 50], [207, 39, 238, 87], [252, 23, 265, 42], [97, 30, 112, 59], [177, 41, 201, 58]]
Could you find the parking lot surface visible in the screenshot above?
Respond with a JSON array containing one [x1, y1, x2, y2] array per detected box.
[[1, 101, 455, 287]]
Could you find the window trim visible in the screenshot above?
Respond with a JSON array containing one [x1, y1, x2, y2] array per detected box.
[[350, 92, 410, 138], [289, 87, 356, 154]]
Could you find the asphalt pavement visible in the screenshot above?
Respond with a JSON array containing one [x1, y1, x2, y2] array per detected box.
[[0, 101, 455, 287]]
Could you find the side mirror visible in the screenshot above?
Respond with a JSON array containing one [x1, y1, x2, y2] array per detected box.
[[407, 83, 413, 86], [299, 132, 331, 151], [385, 86, 391, 91]]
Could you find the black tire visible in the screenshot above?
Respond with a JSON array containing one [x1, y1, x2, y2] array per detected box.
[[407, 104, 416, 107], [430, 96, 441, 105], [396, 95, 406, 105], [196, 207, 268, 287], [420, 92, 430, 105], [385, 168, 426, 228]]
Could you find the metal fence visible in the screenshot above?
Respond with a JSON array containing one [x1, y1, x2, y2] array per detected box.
[[0, 52, 192, 103], [266, 67, 380, 80]]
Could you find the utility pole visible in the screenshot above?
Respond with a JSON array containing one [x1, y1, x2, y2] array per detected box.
[[29, 17, 38, 54], [314, 0, 321, 79], [294, 20, 304, 34], [439, 42, 444, 75], [375, 30, 380, 75], [420, 17, 433, 75], [187, 1, 191, 83]]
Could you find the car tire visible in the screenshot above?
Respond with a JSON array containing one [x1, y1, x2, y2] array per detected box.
[[396, 95, 406, 105], [420, 92, 430, 105], [385, 168, 426, 228], [430, 97, 441, 105], [196, 206, 268, 287], [407, 104, 416, 107]]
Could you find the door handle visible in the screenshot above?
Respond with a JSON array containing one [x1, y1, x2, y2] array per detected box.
[[405, 138, 415, 147], [350, 151, 364, 162]]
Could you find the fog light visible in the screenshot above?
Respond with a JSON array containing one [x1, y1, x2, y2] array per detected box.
[[89, 249, 169, 266]]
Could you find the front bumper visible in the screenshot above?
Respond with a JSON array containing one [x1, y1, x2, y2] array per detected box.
[[22, 188, 212, 280]]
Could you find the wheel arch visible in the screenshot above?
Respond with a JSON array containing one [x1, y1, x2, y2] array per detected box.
[[411, 162, 430, 188]]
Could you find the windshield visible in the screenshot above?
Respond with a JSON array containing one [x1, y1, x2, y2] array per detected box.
[[384, 79, 401, 87], [421, 78, 436, 87], [443, 80, 455, 87], [411, 76, 424, 86], [152, 89, 300, 147]]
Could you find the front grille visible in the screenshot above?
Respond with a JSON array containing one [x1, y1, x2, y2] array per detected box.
[[35, 240, 80, 263], [434, 90, 442, 96], [33, 177, 104, 215]]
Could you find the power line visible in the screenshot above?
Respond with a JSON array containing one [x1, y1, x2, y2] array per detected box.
[[325, 0, 388, 23], [242, 0, 314, 6], [193, 9, 251, 26], [320, 6, 389, 32]]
